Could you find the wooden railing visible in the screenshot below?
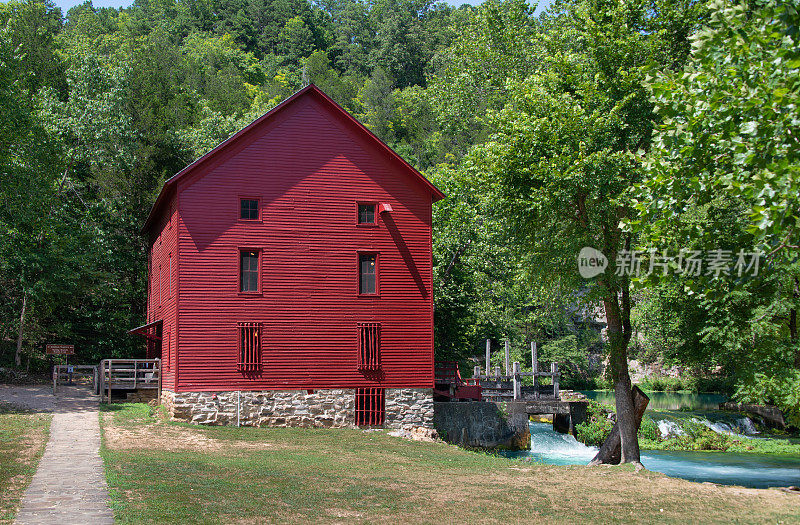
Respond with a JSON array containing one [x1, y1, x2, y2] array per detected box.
[[52, 365, 99, 394], [473, 340, 560, 401], [99, 358, 161, 403]]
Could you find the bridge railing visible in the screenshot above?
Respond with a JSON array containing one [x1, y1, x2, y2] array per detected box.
[[473, 340, 560, 401]]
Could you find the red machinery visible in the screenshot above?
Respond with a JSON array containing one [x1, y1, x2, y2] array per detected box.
[[434, 361, 482, 401]]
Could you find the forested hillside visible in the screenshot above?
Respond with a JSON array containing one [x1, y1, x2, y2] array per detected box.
[[1, 0, 798, 430]]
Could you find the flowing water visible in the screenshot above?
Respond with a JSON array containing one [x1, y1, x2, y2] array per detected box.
[[502, 390, 800, 488], [501, 422, 800, 488]]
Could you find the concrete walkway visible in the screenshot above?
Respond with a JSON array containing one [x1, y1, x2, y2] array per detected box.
[[6, 386, 114, 525]]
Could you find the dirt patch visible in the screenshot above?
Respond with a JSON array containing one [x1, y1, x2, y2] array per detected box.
[[102, 415, 277, 453]]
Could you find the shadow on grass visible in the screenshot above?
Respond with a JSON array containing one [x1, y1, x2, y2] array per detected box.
[[99, 403, 127, 412], [0, 401, 39, 415]]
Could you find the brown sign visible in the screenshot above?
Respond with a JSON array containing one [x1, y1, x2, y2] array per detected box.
[[46, 344, 75, 355]]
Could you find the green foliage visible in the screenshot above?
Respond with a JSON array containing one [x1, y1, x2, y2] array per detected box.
[[668, 420, 732, 451], [633, 0, 800, 426], [735, 370, 800, 428], [637, 416, 660, 442], [638, 0, 800, 255], [539, 334, 594, 389], [638, 375, 693, 393], [576, 401, 613, 446]]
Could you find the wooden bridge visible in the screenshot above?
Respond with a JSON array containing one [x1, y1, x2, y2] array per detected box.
[[473, 340, 589, 435], [51, 359, 162, 404], [472, 340, 561, 402]]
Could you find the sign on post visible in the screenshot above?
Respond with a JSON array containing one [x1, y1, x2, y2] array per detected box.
[[46, 344, 75, 355]]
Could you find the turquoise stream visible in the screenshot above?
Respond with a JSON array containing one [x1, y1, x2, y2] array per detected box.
[[502, 422, 800, 488], [500, 392, 800, 488]]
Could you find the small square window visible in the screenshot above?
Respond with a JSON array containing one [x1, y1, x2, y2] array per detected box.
[[358, 204, 375, 224], [359, 253, 376, 295], [240, 250, 259, 292], [240, 199, 259, 220]]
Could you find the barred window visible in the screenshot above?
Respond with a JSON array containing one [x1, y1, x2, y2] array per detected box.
[[238, 322, 261, 372], [357, 322, 381, 371], [355, 387, 385, 426]]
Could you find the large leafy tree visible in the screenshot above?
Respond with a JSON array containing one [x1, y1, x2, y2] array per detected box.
[[467, 0, 704, 464], [636, 0, 800, 423]]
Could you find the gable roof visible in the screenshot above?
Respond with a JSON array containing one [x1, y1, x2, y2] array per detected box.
[[142, 83, 445, 233]]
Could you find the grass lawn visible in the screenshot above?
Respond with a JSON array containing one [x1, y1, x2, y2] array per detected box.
[[0, 403, 51, 524], [100, 403, 800, 524]]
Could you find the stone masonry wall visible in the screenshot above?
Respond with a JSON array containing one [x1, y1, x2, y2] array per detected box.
[[433, 401, 530, 450], [160, 388, 433, 429], [161, 389, 355, 427], [385, 388, 433, 429]]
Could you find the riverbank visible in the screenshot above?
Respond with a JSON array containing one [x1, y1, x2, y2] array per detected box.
[[98, 403, 800, 523], [504, 422, 800, 488], [577, 391, 800, 456]]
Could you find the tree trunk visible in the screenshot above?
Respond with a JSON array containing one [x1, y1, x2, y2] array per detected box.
[[589, 386, 649, 465], [15, 292, 26, 367], [600, 293, 641, 465]]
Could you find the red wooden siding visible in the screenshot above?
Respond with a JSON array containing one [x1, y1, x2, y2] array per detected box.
[[146, 191, 178, 391], [146, 86, 439, 392]]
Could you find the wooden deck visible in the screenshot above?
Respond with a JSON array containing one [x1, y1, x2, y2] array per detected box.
[[99, 359, 161, 403]]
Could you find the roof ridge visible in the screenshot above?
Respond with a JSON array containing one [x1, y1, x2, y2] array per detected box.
[[142, 83, 444, 233]]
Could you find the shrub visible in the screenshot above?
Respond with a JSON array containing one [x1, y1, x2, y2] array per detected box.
[[576, 401, 613, 446], [637, 416, 660, 442], [638, 375, 686, 392]]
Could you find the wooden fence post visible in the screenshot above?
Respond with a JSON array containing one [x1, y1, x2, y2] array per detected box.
[[513, 361, 521, 400], [552, 362, 559, 399], [107, 359, 112, 404], [52, 366, 57, 395], [531, 342, 538, 399], [504, 340, 510, 376], [485, 339, 491, 375]]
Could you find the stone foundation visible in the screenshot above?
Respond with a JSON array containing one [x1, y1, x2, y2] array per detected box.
[[160, 388, 433, 429], [385, 388, 434, 429], [125, 390, 158, 403]]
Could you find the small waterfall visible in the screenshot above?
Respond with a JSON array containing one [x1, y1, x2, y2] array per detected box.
[[506, 420, 800, 488], [528, 422, 597, 464], [736, 417, 759, 435], [657, 420, 685, 438], [694, 416, 758, 437]]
